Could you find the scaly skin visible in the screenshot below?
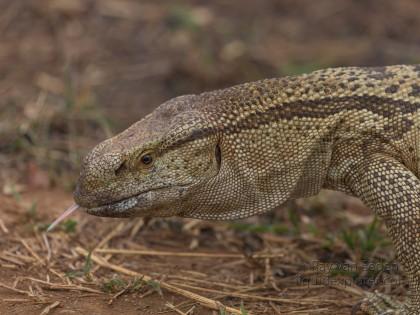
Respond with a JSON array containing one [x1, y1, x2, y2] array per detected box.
[[75, 65, 420, 314]]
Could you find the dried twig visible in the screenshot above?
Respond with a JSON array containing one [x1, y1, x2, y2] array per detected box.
[[0, 219, 9, 234], [165, 303, 188, 315], [22, 277, 102, 294], [269, 301, 283, 315], [0, 263, 17, 269], [185, 305, 196, 315], [3, 250, 35, 263], [169, 282, 351, 307], [166, 275, 247, 290], [95, 248, 284, 259], [47, 268, 67, 282], [330, 284, 365, 297], [95, 222, 126, 249], [108, 284, 130, 305], [0, 253, 25, 266], [130, 218, 144, 238], [2, 298, 31, 303], [0, 281, 34, 297], [95, 248, 242, 258], [92, 254, 112, 274], [42, 233, 52, 262], [40, 301, 60, 315], [20, 239, 44, 266]]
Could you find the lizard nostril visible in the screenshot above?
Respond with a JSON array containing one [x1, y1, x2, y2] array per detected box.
[[114, 161, 128, 176]]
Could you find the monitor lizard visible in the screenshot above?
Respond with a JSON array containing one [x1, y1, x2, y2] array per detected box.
[[72, 65, 420, 314]]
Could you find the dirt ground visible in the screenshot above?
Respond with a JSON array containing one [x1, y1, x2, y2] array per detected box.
[[1, 1, 420, 314], [0, 189, 372, 315]]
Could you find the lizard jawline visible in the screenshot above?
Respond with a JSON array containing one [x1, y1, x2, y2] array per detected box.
[[83, 185, 186, 218]]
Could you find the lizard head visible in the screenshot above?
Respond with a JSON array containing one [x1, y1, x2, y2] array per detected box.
[[74, 95, 221, 218]]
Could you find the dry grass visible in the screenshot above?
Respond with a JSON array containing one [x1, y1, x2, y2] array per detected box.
[[0, 190, 407, 314]]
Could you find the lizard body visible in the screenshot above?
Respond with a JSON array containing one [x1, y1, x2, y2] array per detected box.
[[75, 65, 420, 314]]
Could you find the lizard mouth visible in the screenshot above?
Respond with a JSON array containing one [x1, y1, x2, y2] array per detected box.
[[83, 185, 187, 218], [85, 193, 142, 217]]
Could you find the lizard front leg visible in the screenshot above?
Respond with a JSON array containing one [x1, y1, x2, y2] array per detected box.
[[346, 154, 420, 315]]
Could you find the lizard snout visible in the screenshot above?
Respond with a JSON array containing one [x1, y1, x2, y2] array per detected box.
[[74, 149, 127, 208]]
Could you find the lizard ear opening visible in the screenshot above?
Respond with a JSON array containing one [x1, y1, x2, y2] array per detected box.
[[215, 144, 222, 170]]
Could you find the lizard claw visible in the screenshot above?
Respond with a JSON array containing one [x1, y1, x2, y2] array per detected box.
[[359, 291, 411, 315]]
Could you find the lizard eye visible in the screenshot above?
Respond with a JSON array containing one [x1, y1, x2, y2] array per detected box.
[[138, 152, 154, 168]]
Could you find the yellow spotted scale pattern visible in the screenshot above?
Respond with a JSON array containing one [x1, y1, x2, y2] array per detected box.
[[75, 65, 420, 314]]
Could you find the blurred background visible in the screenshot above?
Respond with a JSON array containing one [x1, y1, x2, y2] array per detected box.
[[0, 1, 420, 314], [2, 0, 420, 190]]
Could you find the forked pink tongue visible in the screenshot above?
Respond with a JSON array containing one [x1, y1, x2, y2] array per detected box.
[[47, 204, 80, 232]]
